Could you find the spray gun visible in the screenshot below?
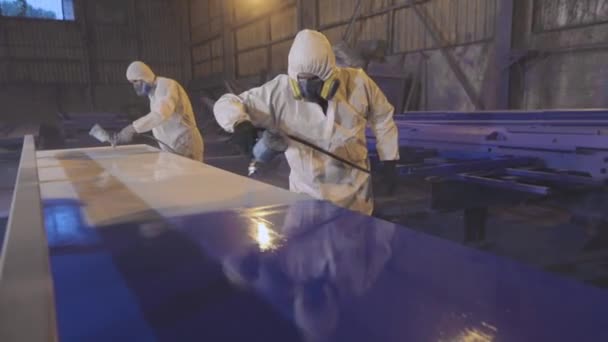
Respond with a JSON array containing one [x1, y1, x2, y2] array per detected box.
[[89, 124, 114, 145], [219, 84, 370, 177], [248, 130, 288, 176], [89, 124, 179, 155]]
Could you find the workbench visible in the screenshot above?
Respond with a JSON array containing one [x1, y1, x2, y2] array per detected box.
[[1, 137, 608, 341]]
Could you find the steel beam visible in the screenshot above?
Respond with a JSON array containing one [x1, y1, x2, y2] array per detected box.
[[456, 173, 552, 195], [505, 168, 605, 187], [397, 157, 537, 177]]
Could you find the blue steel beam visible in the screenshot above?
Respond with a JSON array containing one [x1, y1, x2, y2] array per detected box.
[[455, 173, 552, 195], [397, 156, 537, 177], [367, 110, 608, 180], [505, 168, 606, 187]]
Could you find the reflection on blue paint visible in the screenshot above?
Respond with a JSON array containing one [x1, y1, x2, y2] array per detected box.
[[44, 199, 99, 247], [47, 198, 608, 341]]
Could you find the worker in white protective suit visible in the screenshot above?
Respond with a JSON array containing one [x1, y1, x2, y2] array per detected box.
[[114, 61, 204, 161], [214, 30, 399, 215]]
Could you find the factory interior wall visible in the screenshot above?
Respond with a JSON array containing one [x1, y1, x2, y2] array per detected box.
[[189, 0, 497, 112], [0, 0, 191, 126], [189, 0, 608, 112], [511, 0, 608, 110]]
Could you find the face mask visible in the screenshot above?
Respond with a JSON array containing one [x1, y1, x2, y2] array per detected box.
[[133, 81, 153, 97], [297, 77, 324, 102]]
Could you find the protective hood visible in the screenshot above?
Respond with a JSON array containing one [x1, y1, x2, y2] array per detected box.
[[126, 61, 156, 83], [288, 30, 336, 81]]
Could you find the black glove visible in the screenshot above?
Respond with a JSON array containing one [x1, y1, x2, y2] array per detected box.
[[381, 160, 398, 196], [231, 121, 257, 156]]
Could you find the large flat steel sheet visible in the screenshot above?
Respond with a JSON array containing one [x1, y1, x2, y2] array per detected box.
[[37, 145, 608, 341]]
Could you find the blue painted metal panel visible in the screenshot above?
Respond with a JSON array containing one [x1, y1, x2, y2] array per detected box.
[[44, 198, 608, 341], [396, 157, 536, 177]]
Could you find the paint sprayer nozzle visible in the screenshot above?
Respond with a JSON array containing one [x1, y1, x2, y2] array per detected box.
[[89, 124, 116, 147]]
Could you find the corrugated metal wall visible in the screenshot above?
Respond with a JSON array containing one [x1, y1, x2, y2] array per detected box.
[[0, 0, 189, 122], [514, 0, 608, 109], [533, 0, 608, 32], [190, 0, 223, 78], [189, 0, 496, 104], [0, 19, 87, 84]]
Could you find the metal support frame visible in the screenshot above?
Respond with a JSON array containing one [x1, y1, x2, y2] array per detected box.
[[410, 3, 485, 110], [455, 173, 552, 195], [0, 136, 57, 342], [505, 168, 605, 187], [397, 156, 537, 178]]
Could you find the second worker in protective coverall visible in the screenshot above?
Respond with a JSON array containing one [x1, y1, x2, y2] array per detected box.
[[115, 61, 204, 162], [214, 29, 399, 215]]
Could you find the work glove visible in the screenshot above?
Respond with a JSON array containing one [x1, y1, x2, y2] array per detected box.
[[231, 121, 257, 156], [112, 124, 137, 146], [380, 160, 398, 196]]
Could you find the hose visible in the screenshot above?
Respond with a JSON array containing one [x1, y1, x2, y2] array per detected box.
[[136, 133, 179, 155]]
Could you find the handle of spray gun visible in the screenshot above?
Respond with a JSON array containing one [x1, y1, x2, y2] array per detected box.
[[136, 134, 179, 155], [109, 130, 179, 155]]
